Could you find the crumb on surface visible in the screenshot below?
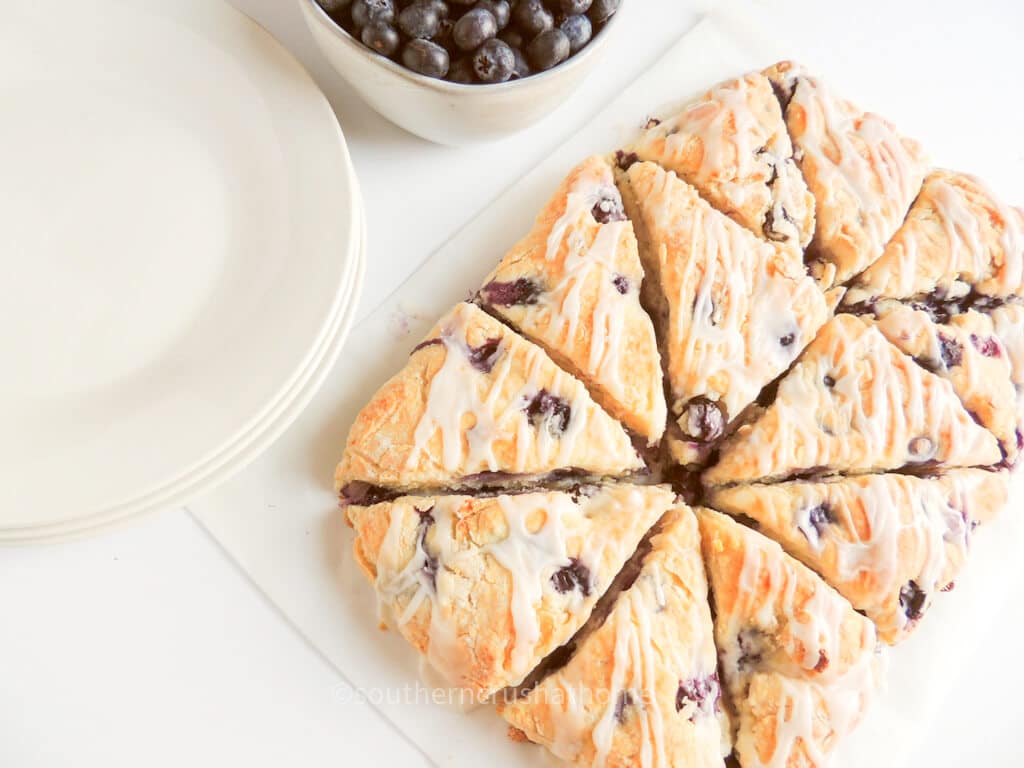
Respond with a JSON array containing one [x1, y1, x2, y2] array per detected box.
[[507, 726, 529, 743]]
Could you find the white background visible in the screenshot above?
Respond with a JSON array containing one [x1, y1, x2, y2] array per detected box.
[[3, 1, 1023, 766]]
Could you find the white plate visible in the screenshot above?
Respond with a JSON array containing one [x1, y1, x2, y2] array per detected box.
[[0, 0, 360, 531]]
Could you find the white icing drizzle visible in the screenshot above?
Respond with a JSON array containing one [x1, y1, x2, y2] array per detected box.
[[405, 304, 604, 476], [632, 164, 822, 421], [717, 316, 999, 481], [789, 72, 923, 281]]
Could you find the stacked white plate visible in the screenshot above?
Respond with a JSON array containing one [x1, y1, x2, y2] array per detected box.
[[0, 0, 365, 542]]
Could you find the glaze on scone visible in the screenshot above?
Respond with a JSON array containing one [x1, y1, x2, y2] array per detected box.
[[705, 315, 1003, 486], [335, 302, 644, 497], [622, 72, 815, 254], [500, 505, 730, 767], [845, 170, 1024, 305], [708, 470, 1009, 644], [478, 156, 667, 445], [855, 300, 1019, 465], [620, 161, 829, 467], [698, 509, 883, 768], [991, 303, 1024, 451], [763, 61, 929, 287], [348, 484, 674, 699]]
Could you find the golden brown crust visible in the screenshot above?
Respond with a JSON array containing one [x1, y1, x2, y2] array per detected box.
[[499, 505, 729, 768], [705, 315, 1003, 486], [763, 61, 929, 288], [335, 302, 644, 494], [348, 485, 674, 699], [479, 156, 667, 444], [624, 72, 815, 254]]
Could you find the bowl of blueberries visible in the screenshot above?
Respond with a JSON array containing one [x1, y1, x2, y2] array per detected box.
[[300, 0, 623, 145]]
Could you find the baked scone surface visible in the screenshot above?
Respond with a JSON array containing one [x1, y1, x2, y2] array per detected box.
[[499, 505, 730, 768], [478, 155, 667, 445], [333, 62, 1022, 768]]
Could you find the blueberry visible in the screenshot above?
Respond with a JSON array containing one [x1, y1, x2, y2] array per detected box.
[[474, 0, 510, 29], [899, 581, 927, 621], [512, 0, 553, 38], [473, 38, 515, 82], [970, 333, 1002, 358], [550, 558, 591, 595], [402, 39, 451, 78], [675, 674, 721, 722], [417, 0, 450, 17], [679, 397, 726, 442], [447, 55, 477, 82], [498, 26, 525, 48], [614, 149, 639, 170], [317, 0, 352, 13], [481, 277, 542, 305], [591, 190, 625, 223], [524, 389, 572, 434], [453, 8, 497, 50], [614, 691, 634, 724], [559, 13, 591, 53], [588, 0, 618, 23], [937, 333, 964, 368], [560, 0, 592, 13], [351, 0, 395, 27], [466, 337, 503, 372], [779, 332, 795, 347], [908, 436, 935, 460], [398, 3, 440, 37], [434, 17, 456, 52], [511, 46, 531, 78], [527, 28, 570, 71], [612, 274, 630, 294], [361, 21, 400, 56]]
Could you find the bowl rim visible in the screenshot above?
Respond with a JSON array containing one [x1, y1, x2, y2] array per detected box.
[[298, 0, 624, 94]]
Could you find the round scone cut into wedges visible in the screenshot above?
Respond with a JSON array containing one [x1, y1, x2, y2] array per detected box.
[[619, 161, 829, 467], [500, 504, 731, 768], [697, 509, 883, 768], [346, 484, 675, 700], [620, 71, 815, 254], [708, 469, 1010, 644], [763, 61, 929, 288], [844, 169, 1024, 306], [854, 300, 1020, 465], [335, 302, 644, 501], [477, 155, 667, 446], [704, 314, 1002, 487]]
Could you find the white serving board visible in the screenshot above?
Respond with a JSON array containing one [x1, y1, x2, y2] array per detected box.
[[191, 14, 1024, 767]]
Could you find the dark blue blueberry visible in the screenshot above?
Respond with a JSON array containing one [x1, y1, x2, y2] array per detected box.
[[498, 26, 524, 49], [550, 558, 591, 595], [510, 46, 531, 79], [588, 0, 619, 23], [560, 0, 592, 13], [351, 0, 395, 27], [560, 14, 592, 53], [447, 55, 477, 83], [466, 337, 502, 373], [416, 506, 439, 589], [524, 389, 572, 434], [473, 38, 515, 82], [614, 149, 639, 171], [411, 337, 443, 354], [453, 8, 497, 51], [591, 190, 625, 223], [675, 674, 720, 721], [474, 0, 510, 29], [799, 503, 835, 546], [614, 691, 634, 724], [679, 397, 726, 442], [612, 274, 630, 294], [512, 0, 553, 37], [823, 374, 836, 387], [527, 28, 570, 71], [398, 3, 440, 38], [317, 0, 352, 13], [779, 332, 796, 347], [480, 277, 542, 306], [361, 21, 400, 56], [938, 333, 964, 368], [970, 333, 1002, 358], [402, 39, 450, 78], [899, 581, 927, 621], [908, 436, 935, 460]]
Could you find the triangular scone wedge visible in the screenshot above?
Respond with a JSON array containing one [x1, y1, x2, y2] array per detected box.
[[620, 71, 815, 254], [704, 315, 1002, 486], [620, 161, 829, 467], [499, 504, 730, 768], [856, 300, 1019, 464], [708, 469, 1009, 644], [335, 302, 644, 500], [698, 509, 883, 768], [763, 61, 929, 288], [845, 170, 1024, 306], [478, 156, 666, 446], [347, 484, 675, 700]]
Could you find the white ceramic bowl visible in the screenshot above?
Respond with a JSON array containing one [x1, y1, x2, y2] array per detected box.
[[298, 0, 624, 145]]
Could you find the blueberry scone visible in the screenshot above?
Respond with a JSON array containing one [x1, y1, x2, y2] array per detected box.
[[704, 315, 1002, 486], [347, 484, 675, 700], [335, 302, 644, 502], [698, 509, 883, 768], [707, 470, 1009, 644], [853, 300, 1019, 465], [763, 61, 929, 287], [478, 156, 666, 446], [844, 170, 1024, 306], [500, 504, 730, 768], [620, 71, 815, 254], [620, 161, 829, 467]]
